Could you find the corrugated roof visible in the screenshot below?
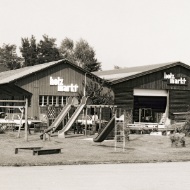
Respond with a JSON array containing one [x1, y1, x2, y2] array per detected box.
[[0, 59, 102, 85], [0, 60, 62, 84], [93, 61, 190, 84]]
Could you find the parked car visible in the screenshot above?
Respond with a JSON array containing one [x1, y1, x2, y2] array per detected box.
[[76, 114, 108, 126], [76, 114, 93, 125], [0, 112, 42, 129]]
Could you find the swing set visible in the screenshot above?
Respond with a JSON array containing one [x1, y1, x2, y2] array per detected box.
[[0, 99, 29, 140], [0, 84, 31, 141]]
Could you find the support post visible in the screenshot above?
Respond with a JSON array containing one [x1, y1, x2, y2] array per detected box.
[[99, 106, 102, 130], [17, 108, 24, 138], [85, 107, 88, 136], [84, 73, 87, 96], [25, 97, 28, 141]]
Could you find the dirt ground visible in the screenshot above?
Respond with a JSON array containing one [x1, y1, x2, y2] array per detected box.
[[0, 130, 190, 166]]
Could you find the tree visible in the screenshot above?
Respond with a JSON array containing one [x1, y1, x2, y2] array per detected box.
[[59, 38, 101, 72], [59, 37, 75, 62], [0, 44, 22, 70], [78, 79, 114, 105], [37, 34, 61, 64], [20, 35, 38, 66]]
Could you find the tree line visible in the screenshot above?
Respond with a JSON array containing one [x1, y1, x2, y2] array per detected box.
[[0, 34, 101, 72]]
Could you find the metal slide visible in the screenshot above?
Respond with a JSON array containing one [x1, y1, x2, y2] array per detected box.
[[58, 96, 88, 138], [40, 97, 73, 139], [93, 116, 115, 143]]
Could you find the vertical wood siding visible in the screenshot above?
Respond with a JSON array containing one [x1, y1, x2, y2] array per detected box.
[[169, 90, 190, 119], [15, 62, 90, 117], [112, 65, 190, 120]]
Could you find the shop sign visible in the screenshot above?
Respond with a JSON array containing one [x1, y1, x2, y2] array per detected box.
[[164, 72, 186, 85], [50, 77, 78, 92]]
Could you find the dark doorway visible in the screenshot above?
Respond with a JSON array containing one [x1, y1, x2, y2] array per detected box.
[[133, 96, 167, 123]]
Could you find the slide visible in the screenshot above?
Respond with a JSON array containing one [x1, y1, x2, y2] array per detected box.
[[93, 116, 115, 143], [40, 97, 73, 139], [58, 96, 88, 138]]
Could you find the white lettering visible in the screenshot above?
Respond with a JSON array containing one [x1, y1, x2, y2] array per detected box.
[[164, 72, 175, 80], [50, 77, 78, 92], [50, 77, 64, 86], [164, 72, 186, 85]]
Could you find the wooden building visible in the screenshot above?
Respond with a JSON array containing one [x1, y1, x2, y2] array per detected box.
[[0, 59, 102, 120], [93, 62, 190, 124], [2, 60, 190, 125]]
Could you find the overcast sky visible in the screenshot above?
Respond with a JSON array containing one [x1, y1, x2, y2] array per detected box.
[[1, 0, 190, 70]]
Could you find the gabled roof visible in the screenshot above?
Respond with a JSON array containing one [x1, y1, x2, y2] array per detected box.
[[93, 61, 190, 84], [0, 83, 32, 96], [0, 59, 102, 85]]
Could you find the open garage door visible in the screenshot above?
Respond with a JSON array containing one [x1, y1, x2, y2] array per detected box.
[[133, 89, 168, 123]]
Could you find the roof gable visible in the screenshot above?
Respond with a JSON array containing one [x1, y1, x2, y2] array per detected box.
[[0, 59, 101, 85], [93, 62, 190, 84]]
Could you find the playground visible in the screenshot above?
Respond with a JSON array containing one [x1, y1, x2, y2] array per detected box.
[[1, 129, 190, 166], [1, 95, 190, 166]]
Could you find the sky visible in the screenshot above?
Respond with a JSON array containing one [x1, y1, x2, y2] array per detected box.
[[1, 0, 190, 71]]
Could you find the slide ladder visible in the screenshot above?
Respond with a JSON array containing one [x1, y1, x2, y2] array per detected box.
[[58, 96, 88, 138], [40, 97, 73, 139]]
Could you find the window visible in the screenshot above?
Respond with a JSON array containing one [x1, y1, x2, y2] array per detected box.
[[44, 96, 48, 105], [39, 96, 68, 106], [58, 96, 67, 105], [49, 96, 53, 105], [39, 96, 43, 106], [53, 96, 57, 105]]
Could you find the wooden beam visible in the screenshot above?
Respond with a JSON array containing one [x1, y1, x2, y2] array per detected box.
[[86, 105, 117, 108], [0, 106, 25, 108], [0, 100, 26, 103]]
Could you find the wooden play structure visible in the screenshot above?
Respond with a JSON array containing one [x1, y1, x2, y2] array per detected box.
[[40, 94, 117, 140], [0, 99, 29, 141], [84, 104, 117, 136]]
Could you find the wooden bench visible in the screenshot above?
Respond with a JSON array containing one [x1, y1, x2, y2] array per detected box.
[[15, 146, 43, 154], [33, 148, 62, 155]]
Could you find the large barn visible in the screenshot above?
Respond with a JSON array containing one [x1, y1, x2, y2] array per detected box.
[[93, 62, 190, 124], [1, 60, 190, 126], [0, 59, 102, 123]]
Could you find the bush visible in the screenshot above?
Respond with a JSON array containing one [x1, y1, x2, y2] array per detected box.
[[170, 132, 185, 147], [0, 128, 5, 134], [180, 122, 190, 136]]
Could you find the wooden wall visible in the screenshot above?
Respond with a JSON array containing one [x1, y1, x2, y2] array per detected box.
[[169, 90, 190, 120], [112, 65, 190, 121], [14, 61, 92, 117]]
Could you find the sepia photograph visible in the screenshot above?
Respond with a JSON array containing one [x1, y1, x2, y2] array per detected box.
[[1, 0, 190, 189]]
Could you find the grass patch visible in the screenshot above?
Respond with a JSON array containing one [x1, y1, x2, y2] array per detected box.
[[0, 131, 190, 166]]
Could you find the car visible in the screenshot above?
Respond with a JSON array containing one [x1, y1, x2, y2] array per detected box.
[[76, 114, 108, 126], [0, 112, 42, 129], [76, 114, 93, 125]]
